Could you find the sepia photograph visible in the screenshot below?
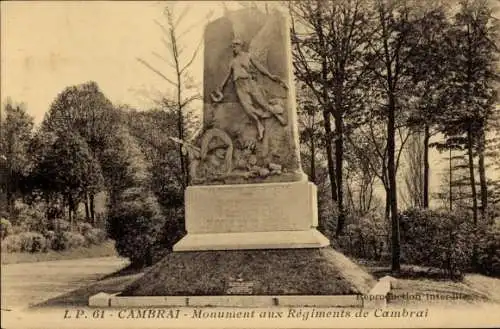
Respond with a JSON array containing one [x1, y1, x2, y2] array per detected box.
[[1, 0, 499, 328]]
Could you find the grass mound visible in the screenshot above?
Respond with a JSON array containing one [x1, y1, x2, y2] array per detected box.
[[122, 247, 375, 296]]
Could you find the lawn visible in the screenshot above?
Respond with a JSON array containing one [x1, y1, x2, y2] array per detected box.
[[1, 240, 118, 265], [356, 259, 500, 306]]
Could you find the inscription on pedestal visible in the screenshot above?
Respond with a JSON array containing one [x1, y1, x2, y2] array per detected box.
[[226, 279, 255, 295], [185, 182, 317, 234]]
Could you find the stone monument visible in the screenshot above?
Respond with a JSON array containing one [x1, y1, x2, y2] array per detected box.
[[120, 8, 374, 300], [172, 7, 329, 251]]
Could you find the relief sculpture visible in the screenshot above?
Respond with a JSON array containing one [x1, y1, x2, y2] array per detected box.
[[171, 8, 304, 185], [211, 38, 288, 140]]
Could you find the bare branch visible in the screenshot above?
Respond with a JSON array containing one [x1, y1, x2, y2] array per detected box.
[[180, 38, 203, 75], [154, 19, 170, 36], [175, 5, 190, 27], [151, 51, 177, 70], [345, 133, 386, 185], [395, 127, 412, 173], [180, 94, 202, 109], [136, 58, 177, 87]]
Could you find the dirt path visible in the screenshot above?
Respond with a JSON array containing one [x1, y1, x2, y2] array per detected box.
[[1, 256, 129, 310]]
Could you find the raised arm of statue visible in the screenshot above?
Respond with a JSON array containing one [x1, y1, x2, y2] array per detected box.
[[250, 56, 288, 90], [219, 65, 233, 92], [211, 65, 232, 103], [249, 56, 273, 80]]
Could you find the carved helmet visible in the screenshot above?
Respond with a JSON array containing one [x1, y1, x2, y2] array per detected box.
[[232, 38, 243, 46]]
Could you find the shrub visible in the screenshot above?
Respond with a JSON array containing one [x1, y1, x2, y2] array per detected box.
[[13, 202, 48, 233], [43, 230, 56, 249], [78, 222, 93, 235], [84, 228, 107, 245], [107, 188, 166, 267], [337, 212, 388, 261], [476, 227, 500, 277], [18, 232, 48, 253], [52, 231, 86, 250], [11, 225, 25, 234], [399, 208, 475, 278], [1, 234, 22, 252], [65, 232, 86, 249], [53, 219, 70, 231], [1, 218, 12, 240]]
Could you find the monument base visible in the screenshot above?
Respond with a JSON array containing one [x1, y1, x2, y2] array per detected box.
[[174, 180, 328, 251], [121, 247, 375, 297], [174, 229, 329, 251]]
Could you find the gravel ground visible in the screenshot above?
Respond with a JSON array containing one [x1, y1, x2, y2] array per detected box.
[[1, 256, 129, 310]]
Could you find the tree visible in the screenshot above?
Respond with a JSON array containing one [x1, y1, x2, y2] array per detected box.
[[123, 107, 186, 209], [0, 100, 34, 216], [297, 83, 324, 184], [137, 3, 210, 188], [364, 0, 421, 272], [32, 133, 103, 229], [344, 140, 379, 217], [346, 116, 410, 222], [405, 4, 453, 208], [440, 0, 499, 226], [431, 136, 467, 211], [289, 0, 373, 235], [104, 127, 176, 267], [41, 81, 118, 222], [42, 81, 116, 152]]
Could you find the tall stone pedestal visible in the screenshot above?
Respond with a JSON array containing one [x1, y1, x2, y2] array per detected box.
[[173, 181, 329, 251]]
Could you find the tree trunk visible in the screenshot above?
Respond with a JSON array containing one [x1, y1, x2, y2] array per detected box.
[[477, 130, 488, 222], [466, 127, 478, 225], [310, 135, 316, 184], [385, 187, 390, 222], [316, 5, 338, 227], [68, 203, 73, 231], [449, 148, 453, 212], [323, 109, 338, 204], [177, 109, 187, 188], [90, 193, 96, 226], [423, 124, 430, 208], [466, 126, 478, 268], [334, 111, 345, 236], [84, 193, 90, 222], [388, 96, 400, 273]]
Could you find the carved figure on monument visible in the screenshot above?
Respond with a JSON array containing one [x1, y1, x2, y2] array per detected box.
[[169, 137, 202, 180], [211, 38, 288, 140], [180, 8, 307, 185], [169, 128, 233, 184]]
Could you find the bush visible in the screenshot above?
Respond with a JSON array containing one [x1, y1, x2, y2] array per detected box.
[[43, 230, 56, 249], [52, 231, 86, 250], [78, 222, 93, 235], [1, 234, 22, 252], [1, 218, 12, 240], [107, 188, 166, 267], [476, 227, 500, 277], [399, 208, 475, 278], [53, 219, 70, 231], [336, 212, 388, 261], [84, 228, 107, 245], [18, 232, 48, 253], [13, 202, 48, 233]]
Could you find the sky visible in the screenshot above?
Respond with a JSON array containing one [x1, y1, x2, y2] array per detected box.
[[1, 1, 231, 124]]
